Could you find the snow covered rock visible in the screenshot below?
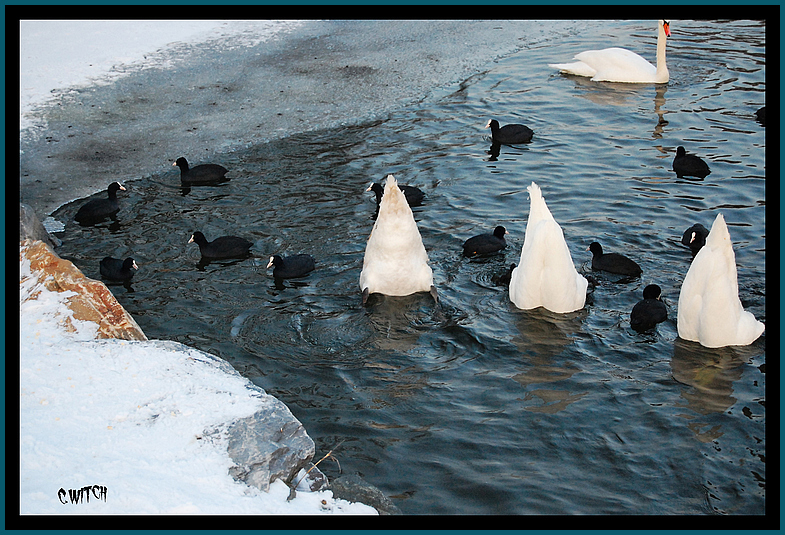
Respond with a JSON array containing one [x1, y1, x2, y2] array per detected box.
[[225, 403, 325, 493], [20, 239, 147, 341]]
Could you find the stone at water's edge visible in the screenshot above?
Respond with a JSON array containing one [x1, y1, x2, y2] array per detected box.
[[224, 407, 328, 494], [20, 239, 148, 341], [20, 203, 60, 248]]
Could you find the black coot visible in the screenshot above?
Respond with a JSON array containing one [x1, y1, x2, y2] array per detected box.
[[588, 242, 642, 277], [485, 119, 534, 145], [462, 226, 508, 257], [267, 254, 315, 279], [492, 263, 516, 286], [755, 106, 765, 126], [188, 231, 253, 259], [366, 182, 425, 207], [99, 257, 138, 282], [681, 224, 709, 255], [174, 157, 229, 185], [630, 284, 668, 331], [672, 146, 711, 178], [74, 182, 125, 224]]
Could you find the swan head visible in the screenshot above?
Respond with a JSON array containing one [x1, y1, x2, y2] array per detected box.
[[660, 20, 671, 38]]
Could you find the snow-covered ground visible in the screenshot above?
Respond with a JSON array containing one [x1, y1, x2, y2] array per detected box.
[[18, 20, 376, 516], [19, 245, 375, 515], [19, 19, 304, 130]]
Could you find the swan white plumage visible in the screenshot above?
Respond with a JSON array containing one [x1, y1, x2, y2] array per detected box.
[[509, 182, 588, 313], [359, 174, 436, 303], [677, 213, 764, 348], [549, 20, 671, 84]]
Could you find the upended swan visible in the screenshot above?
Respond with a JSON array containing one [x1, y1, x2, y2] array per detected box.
[[359, 174, 436, 304], [677, 213, 764, 348], [509, 182, 588, 313], [549, 20, 671, 84]]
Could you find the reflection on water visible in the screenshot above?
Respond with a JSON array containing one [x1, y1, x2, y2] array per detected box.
[[671, 338, 747, 416], [51, 19, 765, 514]]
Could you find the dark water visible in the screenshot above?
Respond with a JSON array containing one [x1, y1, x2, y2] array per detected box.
[[52, 20, 766, 514]]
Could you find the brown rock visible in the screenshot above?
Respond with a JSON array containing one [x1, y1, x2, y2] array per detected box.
[[20, 240, 147, 341]]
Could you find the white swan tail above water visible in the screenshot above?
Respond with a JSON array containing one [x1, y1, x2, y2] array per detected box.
[[509, 182, 587, 313], [359, 174, 434, 302], [549, 20, 670, 84], [677, 213, 764, 348]]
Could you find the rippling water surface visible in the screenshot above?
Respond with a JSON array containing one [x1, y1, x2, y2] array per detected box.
[[53, 20, 766, 515]]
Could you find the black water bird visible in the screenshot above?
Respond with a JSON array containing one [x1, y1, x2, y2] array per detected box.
[[462, 226, 508, 257], [755, 106, 765, 126], [492, 263, 516, 286], [173, 157, 229, 185], [630, 284, 668, 331], [681, 224, 709, 255], [367, 182, 425, 207], [99, 256, 138, 283], [188, 231, 253, 259], [672, 146, 710, 178], [74, 182, 125, 224], [588, 242, 642, 277], [266, 254, 316, 279], [484, 119, 534, 145]]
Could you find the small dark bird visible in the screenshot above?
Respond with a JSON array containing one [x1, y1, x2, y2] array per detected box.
[[267, 254, 316, 279], [681, 224, 709, 255], [492, 263, 517, 286], [485, 119, 534, 145], [588, 242, 642, 277], [463, 226, 509, 257], [755, 106, 765, 126], [366, 181, 425, 207], [173, 157, 229, 185], [188, 231, 253, 259], [672, 146, 711, 178], [630, 284, 668, 331], [99, 256, 138, 283], [74, 182, 126, 224]]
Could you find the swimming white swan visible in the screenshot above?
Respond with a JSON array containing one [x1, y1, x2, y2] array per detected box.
[[359, 174, 436, 304], [509, 182, 588, 313], [549, 20, 670, 84], [677, 213, 764, 348]]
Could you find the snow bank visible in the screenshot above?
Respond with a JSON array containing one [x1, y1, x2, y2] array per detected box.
[[19, 20, 304, 130], [19, 248, 376, 515]]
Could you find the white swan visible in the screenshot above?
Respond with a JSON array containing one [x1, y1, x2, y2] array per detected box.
[[677, 213, 764, 348], [509, 182, 588, 313], [359, 174, 436, 303], [549, 20, 670, 84]]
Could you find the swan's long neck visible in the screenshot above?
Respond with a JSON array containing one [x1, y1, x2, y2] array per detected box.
[[655, 20, 669, 84]]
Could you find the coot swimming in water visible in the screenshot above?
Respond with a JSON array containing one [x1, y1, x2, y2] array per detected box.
[[484, 119, 534, 145], [462, 226, 508, 257], [367, 181, 425, 207], [173, 157, 229, 185], [188, 231, 253, 259], [672, 146, 711, 178], [266, 254, 316, 279], [630, 284, 668, 331], [74, 182, 126, 224], [99, 256, 138, 283], [588, 242, 642, 277], [681, 223, 709, 255]]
